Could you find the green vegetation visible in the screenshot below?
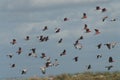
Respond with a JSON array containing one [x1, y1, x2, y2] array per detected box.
[[4, 72, 120, 80], [52, 72, 120, 80], [27, 72, 120, 80]]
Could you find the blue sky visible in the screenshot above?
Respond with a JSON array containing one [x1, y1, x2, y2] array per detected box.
[[0, 0, 120, 78]]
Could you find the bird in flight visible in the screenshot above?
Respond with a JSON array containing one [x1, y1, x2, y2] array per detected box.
[[109, 56, 114, 63], [40, 53, 46, 59], [58, 38, 63, 43], [64, 17, 68, 21], [97, 54, 102, 59], [86, 64, 92, 70], [74, 43, 83, 50], [78, 36, 84, 40], [85, 28, 91, 33], [40, 66, 46, 74], [21, 68, 27, 75], [94, 29, 100, 35], [10, 63, 16, 68], [30, 48, 36, 54], [7, 53, 13, 59], [28, 53, 32, 56], [110, 18, 117, 22], [55, 28, 61, 33], [83, 24, 91, 33], [73, 56, 78, 62], [25, 36, 30, 40], [102, 16, 108, 22], [97, 43, 102, 49], [42, 26, 48, 31], [102, 8, 107, 12], [60, 49, 66, 56], [10, 39, 16, 45], [111, 42, 118, 48], [81, 13, 87, 19], [53, 59, 59, 67], [104, 43, 111, 50], [84, 24, 88, 30], [105, 65, 113, 70], [16, 47, 22, 55], [96, 6, 101, 10]]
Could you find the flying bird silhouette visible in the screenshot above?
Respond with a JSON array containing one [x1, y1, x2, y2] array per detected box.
[[85, 28, 91, 33], [37, 35, 44, 42], [97, 43, 102, 49], [16, 47, 22, 55], [60, 49, 66, 56], [84, 24, 88, 30], [64, 17, 68, 21], [28, 53, 32, 56], [7, 54, 13, 58], [102, 8, 107, 12], [10, 63, 16, 68], [25, 36, 30, 40], [30, 48, 37, 57], [55, 28, 61, 33], [58, 38, 63, 43], [74, 43, 83, 50], [32, 53, 37, 58], [45, 61, 52, 68], [30, 48, 36, 53], [104, 42, 118, 49], [53, 59, 59, 67], [40, 53, 46, 59], [83, 24, 91, 33], [97, 54, 102, 59], [96, 6, 101, 10], [111, 42, 117, 48], [104, 43, 111, 50], [110, 18, 117, 22], [105, 65, 113, 70], [40, 66, 46, 74], [78, 36, 84, 40], [94, 29, 100, 35], [86, 64, 91, 70], [81, 13, 87, 19], [44, 36, 49, 41], [21, 68, 27, 75], [45, 57, 52, 68], [10, 39, 16, 45], [42, 26, 48, 31], [73, 56, 78, 62], [109, 57, 114, 63], [102, 16, 108, 22]]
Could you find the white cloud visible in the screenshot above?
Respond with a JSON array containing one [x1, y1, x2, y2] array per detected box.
[[30, 0, 98, 7], [0, 0, 108, 11]]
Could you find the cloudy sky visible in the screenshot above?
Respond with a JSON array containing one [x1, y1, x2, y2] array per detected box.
[[0, 0, 120, 78]]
